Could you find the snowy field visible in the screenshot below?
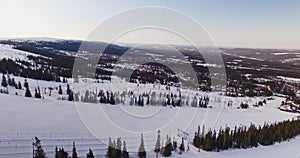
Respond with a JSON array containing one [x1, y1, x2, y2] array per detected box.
[[0, 44, 47, 61], [0, 90, 299, 157]]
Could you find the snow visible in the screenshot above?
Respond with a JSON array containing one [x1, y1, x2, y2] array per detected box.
[[0, 44, 47, 61], [0, 74, 299, 157], [273, 52, 289, 55], [277, 76, 300, 83]]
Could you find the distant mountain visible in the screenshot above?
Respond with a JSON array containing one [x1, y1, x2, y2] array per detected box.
[[0, 38, 129, 57]]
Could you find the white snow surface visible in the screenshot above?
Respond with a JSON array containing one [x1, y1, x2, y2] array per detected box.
[[0, 44, 45, 61], [0, 75, 300, 157]]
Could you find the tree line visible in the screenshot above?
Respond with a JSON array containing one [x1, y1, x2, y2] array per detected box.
[[31, 117, 300, 158], [33, 136, 95, 158], [33, 130, 189, 158], [80, 88, 210, 108], [193, 118, 300, 152]]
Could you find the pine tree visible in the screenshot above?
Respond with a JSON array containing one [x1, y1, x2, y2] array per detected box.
[[138, 133, 146, 158], [106, 137, 115, 158], [66, 84, 71, 95], [24, 79, 29, 89], [58, 85, 63, 95], [72, 142, 78, 158], [33, 137, 46, 158], [34, 89, 40, 98], [212, 130, 217, 150], [179, 138, 185, 152], [110, 92, 116, 105], [7, 75, 12, 86], [172, 139, 177, 151], [14, 79, 18, 89], [193, 126, 201, 148], [86, 148, 94, 158], [68, 91, 74, 101], [74, 93, 79, 101], [122, 141, 129, 158], [216, 128, 224, 151], [154, 130, 161, 157], [25, 87, 32, 97], [192, 118, 300, 152], [1, 74, 7, 87], [223, 127, 232, 150], [146, 96, 150, 105], [38, 86, 41, 98], [203, 130, 214, 151], [55, 146, 58, 158], [116, 137, 122, 158], [18, 81, 22, 89], [84, 90, 89, 102], [57, 148, 68, 158], [163, 135, 172, 157], [129, 98, 134, 106]]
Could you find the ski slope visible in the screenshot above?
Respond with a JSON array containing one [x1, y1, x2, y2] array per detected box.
[[0, 44, 47, 61], [0, 91, 299, 158]]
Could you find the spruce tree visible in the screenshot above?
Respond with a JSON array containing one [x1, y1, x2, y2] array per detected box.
[[172, 139, 177, 151], [7, 75, 12, 86], [74, 93, 79, 101], [24, 79, 29, 89], [25, 87, 32, 97], [34, 87, 41, 98], [122, 141, 129, 158], [203, 130, 214, 151], [58, 85, 63, 95], [55, 146, 58, 158], [1, 74, 7, 87], [68, 91, 74, 101], [57, 148, 68, 158], [72, 142, 78, 158], [116, 137, 122, 158], [216, 128, 224, 151], [223, 127, 232, 150], [163, 135, 172, 157], [33, 137, 46, 158], [106, 137, 115, 158], [154, 130, 161, 157], [179, 138, 185, 152], [86, 148, 94, 158], [84, 90, 89, 102], [146, 96, 150, 105], [14, 79, 18, 89], [129, 98, 134, 106], [193, 126, 201, 148], [66, 84, 71, 95], [110, 92, 115, 105], [35, 89, 39, 98], [138, 133, 146, 158], [18, 81, 22, 89]]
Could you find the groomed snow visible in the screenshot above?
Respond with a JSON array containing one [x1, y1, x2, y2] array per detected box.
[[0, 88, 299, 157]]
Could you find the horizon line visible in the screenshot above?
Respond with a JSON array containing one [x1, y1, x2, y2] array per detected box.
[[0, 36, 299, 51]]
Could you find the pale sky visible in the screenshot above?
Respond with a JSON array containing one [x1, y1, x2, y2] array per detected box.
[[0, 0, 300, 49]]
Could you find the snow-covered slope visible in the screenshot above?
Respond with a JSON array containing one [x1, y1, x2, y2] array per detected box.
[[0, 91, 298, 158], [0, 44, 45, 61]]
